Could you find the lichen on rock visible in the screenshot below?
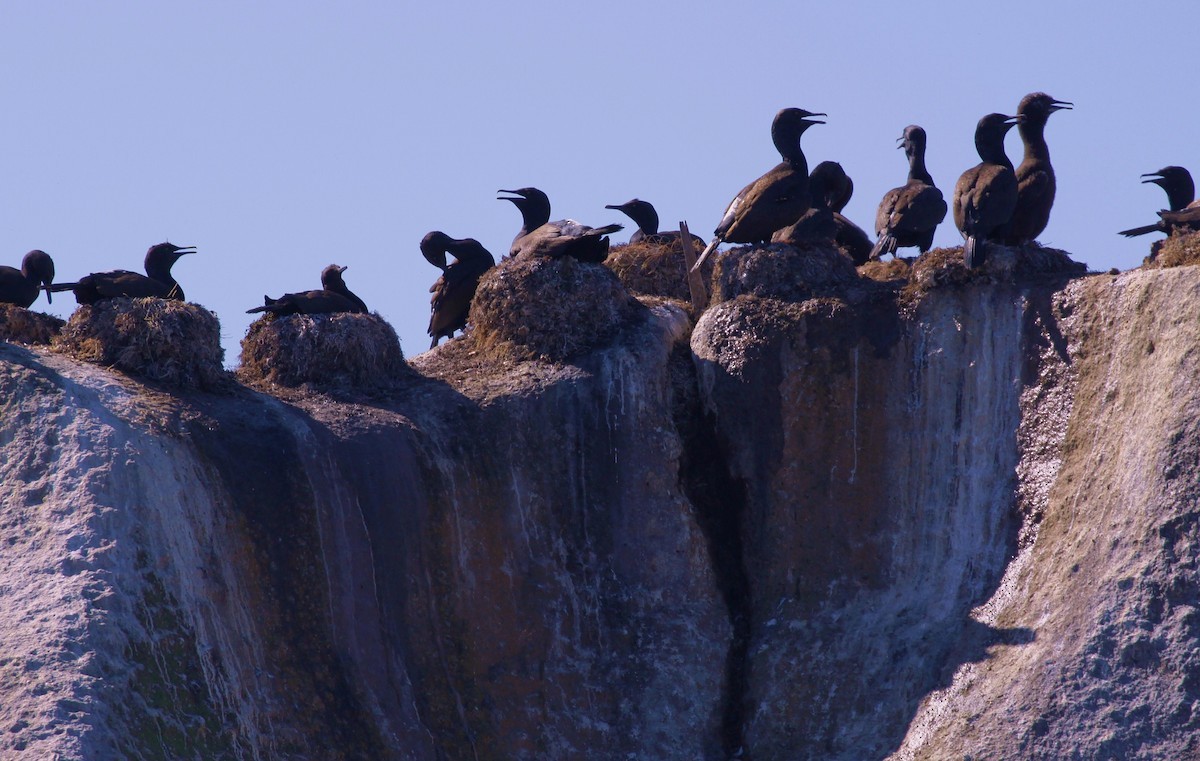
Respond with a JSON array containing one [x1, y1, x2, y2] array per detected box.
[[238, 311, 410, 392], [51, 298, 226, 390], [469, 254, 648, 362], [0, 304, 64, 345], [709, 242, 859, 305]]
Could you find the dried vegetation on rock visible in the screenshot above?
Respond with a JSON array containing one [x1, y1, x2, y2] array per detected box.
[[605, 240, 713, 302], [709, 242, 860, 305], [0, 305, 64, 345], [1146, 230, 1200, 268]]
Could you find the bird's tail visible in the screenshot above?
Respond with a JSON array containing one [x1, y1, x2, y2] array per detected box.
[[691, 237, 721, 273], [963, 236, 985, 268], [869, 234, 896, 261], [246, 295, 278, 314], [47, 283, 78, 292], [585, 223, 624, 237], [1118, 222, 1161, 238]]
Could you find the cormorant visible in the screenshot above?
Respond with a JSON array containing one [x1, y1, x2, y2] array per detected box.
[[953, 113, 1021, 268], [422, 231, 496, 349], [604, 199, 689, 245], [0, 250, 56, 308], [994, 92, 1072, 244], [50, 242, 196, 303], [770, 163, 839, 249], [808, 161, 874, 265], [1119, 166, 1198, 237], [246, 264, 368, 316], [870, 125, 948, 260], [691, 108, 825, 272], [499, 187, 622, 262]]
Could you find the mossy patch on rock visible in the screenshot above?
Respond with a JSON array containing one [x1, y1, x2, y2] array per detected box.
[[710, 242, 859, 305], [470, 255, 648, 362], [52, 298, 226, 390], [605, 240, 713, 302], [238, 312, 410, 392], [0, 305, 64, 345], [1146, 230, 1200, 268]]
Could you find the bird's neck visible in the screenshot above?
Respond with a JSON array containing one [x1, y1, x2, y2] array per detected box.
[[1166, 181, 1195, 212], [907, 147, 934, 185], [630, 207, 659, 235], [145, 260, 177, 287], [1018, 120, 1051, 162], [978, 139, 1013, 169]]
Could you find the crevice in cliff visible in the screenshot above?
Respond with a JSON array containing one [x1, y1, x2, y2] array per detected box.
[[668, 344, 751, 757]]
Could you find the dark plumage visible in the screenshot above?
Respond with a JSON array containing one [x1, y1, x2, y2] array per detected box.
[[870, 125, 948, 260], [604, 199, 688, 245], [246, 264, 367, 316], [422, 231, 496, 349], [499, 187, 622, 263], [50, 242, 195, 303], [771, 164, 839, 250], [1119, 167, 1199, 237], [994, 92, 1072, 244], [953, 113, 1021, 268], [808, 162, 874, 265], [692, 107, 825, 271], [0, 250, 56, 308]]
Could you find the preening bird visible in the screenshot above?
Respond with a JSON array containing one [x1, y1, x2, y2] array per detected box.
[[604, 199, 689, 245], [499, 187, 622, 263], [422, 231, 495, 349], [50, 242, 196, 303], [993, 92, 1072, 245], [246, 264, 367, 316], [0, 250, 56, 308], [1119, 166, 1198, 237], [691, 107, 826, 272], [870, 125, 948, 260], [770, 163, 839, 249], [953, 113, 1021, 268], [807, 161, 873, 265]]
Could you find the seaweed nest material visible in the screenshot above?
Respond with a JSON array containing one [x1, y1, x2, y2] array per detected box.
[[0, 304, 64, 345], [238, 312, 411, 392], [903, 243, 1085, 303], [1147, 230, 1200, 268], [470, 255, 647, 362], [52, 298, 226, 390], [605, 240, 714, 302], [709, 242, 859, 305], [858, 258, 912, 285]]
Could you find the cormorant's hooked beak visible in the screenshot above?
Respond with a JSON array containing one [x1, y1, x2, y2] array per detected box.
[[497, 189, 524, 202], [1004, 114, 1024, 126], [173, 245, 198, 256], [604, 203, 626, 211], [1141, 172, 1165, 185], [802, 112, 827, 125], [337, 265, 348, 274], [896, 135, 907, 149], [43, 282, 52, 304], [1049, 99, 1073, 112]]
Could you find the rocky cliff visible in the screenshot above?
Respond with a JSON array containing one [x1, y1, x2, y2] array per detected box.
[[1, 247, 1199, 760]]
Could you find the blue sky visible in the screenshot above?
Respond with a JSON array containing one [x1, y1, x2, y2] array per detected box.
[[1, 3, 1194, 363]]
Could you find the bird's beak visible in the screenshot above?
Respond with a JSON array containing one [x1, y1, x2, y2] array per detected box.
[[803, 112, 827, 125], [1141, 173, 1164, 184], [175, 246, 198, 255], [43, 283, 52, 304], [1050, 99, 1073, 112], [604, 204, 622, 210], [338, 265, 348, 273], [497, 189, 523, 200], [1004, 114, 1023, 125], [896, 135, 906, 149]]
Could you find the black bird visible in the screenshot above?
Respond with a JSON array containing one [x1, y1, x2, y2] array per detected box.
[[0, 250, 56, 308], [422, 231, 495, 349], [692, 107, 826, 271], [807, 161, 874, 265], [1119, 166, 1198, 237], [770, 165, 838, 248], [870, 125, 948, 260], [499, 187, 622, 262], [247, 264, 368, 316], [50, 242, 196, 303], [994, 92, 1072, 245], [953, 113, 1022, 268], [604, 199, 690, 245]]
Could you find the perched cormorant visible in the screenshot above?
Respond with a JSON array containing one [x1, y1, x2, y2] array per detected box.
[[870, 125, 948, 260], [604, 199, 689, 245], [953, 113, 1022, 268], [691, 108, 826, 272], [246, 264, 368, 316], [808, 161, 874, 265], [1119, 166, 1199, 237], [422, 231, 496, 349], [50, 242, 196, 303], [499, 187, 622, 262], [994, 92, 1072, 244], [770, 166, 838, 248], [0, 250, 56, 308]]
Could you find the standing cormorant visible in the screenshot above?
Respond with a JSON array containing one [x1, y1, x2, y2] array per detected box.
[[1119, 166, 1199, 237], [0, 250, 56, 308], [604, 199, 690, 245], [50, 242, 196, 303], [691, 108, 826, 272], [247, 264, 368, 316], [994, 92, 1072, 245], [422, 231, 496, 349], [870, 125, 948, 260], [953, 113, 1022, 268], [499, 187, 622, 262], [807, 161, 874, 265]]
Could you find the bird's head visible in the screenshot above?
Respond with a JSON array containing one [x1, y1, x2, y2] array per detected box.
[[21, 250, 55, 303]]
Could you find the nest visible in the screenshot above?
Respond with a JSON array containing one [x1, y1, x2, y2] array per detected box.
[[709, 242, 859, 305], [51, 298, 226, 390], [858, 258, 912, 285], [470, 255, 647, 362], [605, 240, 713, 302], [1146, 230, 1200, 268], [237, 312, 410, 392], [0, 305, 64, 345], [903, 243, 1086, 302]]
